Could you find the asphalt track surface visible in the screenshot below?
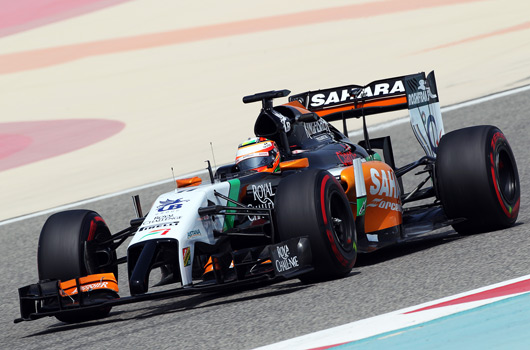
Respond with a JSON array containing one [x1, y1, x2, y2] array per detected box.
[[1, 88, 528, 349]]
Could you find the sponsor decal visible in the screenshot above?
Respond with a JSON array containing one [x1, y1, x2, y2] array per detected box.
[[66, 282, 109, 295], [369, 168, 400, 199], [138, 228, 171, 241], [367, 198, 402, 212], [336, 150, 356, 166], [274, 245, 299, 273], [187, 229, 201, 239], [182, 247, 191, 267], [248, 182, 274, 221], [405, 77, 438, 108], [406, 72, 444, 158], [143, 213, 179, 225], [157, 198, 189, 212], [359, 81, 405, 98], [408, 89, 429, 105], [490, 132, 518, 218], [315, 134, 331, 141], [491, 131, 503, 148], [309, 80, 405, 108], [310, 89, 353, 107], [357, 196, 367, 217], [252, 182, 274, 204], [304, 118, 330, 138], [138, 221, 179, 232]]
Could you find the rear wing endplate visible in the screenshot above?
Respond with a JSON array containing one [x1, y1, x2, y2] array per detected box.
[[289, 71, 444, 157]]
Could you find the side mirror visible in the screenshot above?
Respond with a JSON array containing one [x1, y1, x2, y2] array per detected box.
[[279, 158, 309, 171], [176, 176, 202, 188]]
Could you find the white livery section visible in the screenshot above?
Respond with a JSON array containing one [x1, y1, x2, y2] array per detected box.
[[405, 71, 445, 158], [128, 182, 231, 286]]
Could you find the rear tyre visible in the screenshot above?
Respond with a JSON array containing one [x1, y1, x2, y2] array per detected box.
[[38, 210, 117, 322], [275, 169, 357, 282], [435, 125, 520, 234]]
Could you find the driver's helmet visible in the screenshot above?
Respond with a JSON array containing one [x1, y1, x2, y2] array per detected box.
[[235, 137, 280, 173]]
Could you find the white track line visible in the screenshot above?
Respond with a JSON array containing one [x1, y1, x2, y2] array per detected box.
[[1, 84, 529, 227], [255, 273, 530, 350]]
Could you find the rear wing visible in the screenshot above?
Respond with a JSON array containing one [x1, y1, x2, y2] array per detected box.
[[289, 71, 444, 157]]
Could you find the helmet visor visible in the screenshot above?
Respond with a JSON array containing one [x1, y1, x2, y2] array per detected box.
[[237, 155, 275, 172]]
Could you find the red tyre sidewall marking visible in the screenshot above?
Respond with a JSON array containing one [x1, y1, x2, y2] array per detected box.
[[320, 174, 349, 268], [87, 215, 105, 241], [320, 175, 329, 226], [489, 132, 518, 218]]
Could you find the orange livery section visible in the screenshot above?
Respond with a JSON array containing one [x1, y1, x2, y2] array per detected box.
[[59, 273, 119, 297], [341, 161, 402, 233]]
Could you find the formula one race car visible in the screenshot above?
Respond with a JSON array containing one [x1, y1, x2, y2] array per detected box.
[[15, 71, 520, 324]]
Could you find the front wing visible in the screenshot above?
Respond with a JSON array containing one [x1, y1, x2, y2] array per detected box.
[[15, 237, 312, 323]]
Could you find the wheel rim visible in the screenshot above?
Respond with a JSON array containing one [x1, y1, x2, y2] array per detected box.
[[329, 190, 354, 253], [496, 145, 517, 203]]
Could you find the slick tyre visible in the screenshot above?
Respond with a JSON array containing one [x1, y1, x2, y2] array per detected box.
[[38, 210, 117, 322], [435, 125, 520, 234], [275, 169, 357, 282]]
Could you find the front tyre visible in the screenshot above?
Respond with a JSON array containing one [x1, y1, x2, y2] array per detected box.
[[436, 125, 520, 234], [38, 210, 117, 322], [275, 169, 357, 282]]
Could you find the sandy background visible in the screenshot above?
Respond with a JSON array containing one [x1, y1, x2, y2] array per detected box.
[[0, 0, 529, 221]]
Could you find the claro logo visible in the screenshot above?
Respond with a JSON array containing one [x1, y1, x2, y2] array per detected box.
[[369, 168, 399, 199]]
